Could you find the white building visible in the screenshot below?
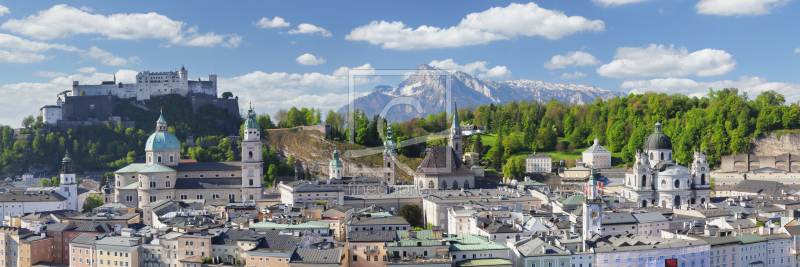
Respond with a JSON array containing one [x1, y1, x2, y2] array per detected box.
[[526, 152, 552, 173], [39, 105, 62, 125], [620, 123, 711, 208], [582, 138, 612, 169], [0, 152, 78, 217], [70, 66, 217, 101]]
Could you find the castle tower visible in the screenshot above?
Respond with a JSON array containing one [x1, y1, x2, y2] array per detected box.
[[329, 149, 343, 180], [179, 65, 189, 91], [241, 104, 263, 201], [58, 151, 78, 211], [383, 125, 398, 184], [448, 99, 463, 160], [582, 174, 603, 251], [145, 111, 180, 167]]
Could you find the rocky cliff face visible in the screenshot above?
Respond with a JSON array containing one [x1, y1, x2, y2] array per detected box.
[[751, 133, 800, 155], [339, 64, 627, 121]]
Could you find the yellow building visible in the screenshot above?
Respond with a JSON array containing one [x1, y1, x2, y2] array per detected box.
[[94, 237, 139, 267]]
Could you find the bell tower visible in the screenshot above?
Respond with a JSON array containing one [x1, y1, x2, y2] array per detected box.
[[448, 98, 463, 160], [241, 104, 263, 201], [692, 148, 710, 188], [59, 151, 78, 211], [582, 173, 603, 251], [383, 125, 398, 184]]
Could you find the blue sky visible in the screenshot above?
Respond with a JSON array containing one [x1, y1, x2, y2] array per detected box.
[[0, 0, 798, 126]]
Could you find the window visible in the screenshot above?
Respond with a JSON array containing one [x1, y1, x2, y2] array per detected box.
[[196, 195, 203, 199], [150, 196, 156, 202], [158, 156, 162, 163], [352, 255, 357, 261], [166, 181, 170, 187], [170, 156, 173, 162], [180, 195, 187, 200]]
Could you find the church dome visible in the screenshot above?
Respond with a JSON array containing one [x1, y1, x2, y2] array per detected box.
[[146, 132, 181, 151], [644, 122, 672, 150], [329, 149, 343, 168]]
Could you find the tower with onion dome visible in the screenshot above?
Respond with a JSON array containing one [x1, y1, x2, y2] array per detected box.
[[383, 125, 398, 184], [241, 104, 263, 201]]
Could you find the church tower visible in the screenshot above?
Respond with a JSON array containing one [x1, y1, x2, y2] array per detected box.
[[58, 151, 78, 211], [582, 173, 603, 251], [692, 148, 710, 188], [383, 125, 398, 184], [329, 149, 343, 180], [241, 104, 263, 201], [448, 99, 463, 160]]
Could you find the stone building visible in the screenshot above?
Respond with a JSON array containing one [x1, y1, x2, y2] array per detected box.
[[720, 153, 800, 173], [71, 66, 217, 101], [582, 138, 612, 169], [620, 123, 712, 208], [413, 100, 475, 189], [113, 106, 263, 208], [525, 152, 551, 173]]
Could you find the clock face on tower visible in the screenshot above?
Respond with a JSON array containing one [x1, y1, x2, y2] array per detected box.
[[701, 167, 705, 171], [590, 210, 599, 219], [641, 168, 647, 172]]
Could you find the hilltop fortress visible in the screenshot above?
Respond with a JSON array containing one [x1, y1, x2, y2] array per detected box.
[[39, 66, 236, 128]]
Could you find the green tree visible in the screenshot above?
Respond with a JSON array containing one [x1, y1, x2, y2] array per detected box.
[[399, 204, 423, 228], [221, 92, 233, 99], [39, 178, 52, 187], [82, 194, 104, 212], [51, 177, 60, 187], [267, 164, 277, 186], [472, 134, 483, 155]]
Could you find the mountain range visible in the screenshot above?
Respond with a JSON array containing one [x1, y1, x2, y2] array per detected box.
[[338, 64, 627, 122]]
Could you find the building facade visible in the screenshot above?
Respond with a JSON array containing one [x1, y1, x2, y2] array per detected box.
[[582, 138, 611, 169], [526, 153, 552, 173]]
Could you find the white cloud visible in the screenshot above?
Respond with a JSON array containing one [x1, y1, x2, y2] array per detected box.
[[296, 53, 326, 66], [0, 4, 242, 48], [0, 5, 9, 17], [218, 65, 378, 116], [596, 44, 736, 78], [78, 67, 96, 73], [79, 6, 92, 12], [82, 47, 140, 66], [623, 76, 800, 102], [255, 16, 290, 28], [794, 47, 800, 54], [696, 0, 790, 16], [0, 33, 80, 63], [593, 0, 649, 7], [288, 23, 332, 37], [0, 69, 138, 126], [35, 71, 66, 77], [346, 2, 604, 50], [428, 59, 512, 79], [559, 71, 587, 79], [544, 51, 602, 70], [332, 63, 374, 77]]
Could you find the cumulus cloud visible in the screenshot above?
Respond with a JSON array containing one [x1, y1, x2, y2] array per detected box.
[[78, 67, 96, 73], [0, 69, 138, 125], [296, 53, 326, 66], [0, 33, 80, 63], [255, 16, 290, 28], [592, 0, 649, 7], [623, 76, 800, 102], [82, 47, 141, 66], [428, 59, 512, 78], [596, 44, 736, 78], [0, 5, 242, 48], [559, 71, 587, 79], [35, 71, 66, 77], [794, 48, 800, 54], [287, 23, 332, 37], [544, 51, 601, 70], [79, 6, 92, 12], [696, 0, 790, 16], [218, 65, 378, 117], [0, 5, 8, 17], [346, 2, 604, 50], [332, 63, 375, 77]]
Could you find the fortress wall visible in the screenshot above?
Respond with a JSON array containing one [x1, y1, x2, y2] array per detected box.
[[191, 97, 240, 117]]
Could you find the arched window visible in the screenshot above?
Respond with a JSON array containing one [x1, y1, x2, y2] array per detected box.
[[248, 151, 253, 159], [674, 196, 681, 207], [464, 180, 470, 188], [453, 181, 459, 189], [660, 152, 664, 160], [166, 181, 170, 187], [661, 180, 666, 187], [641, 175, 647, 187], [641, 200, 647, 207], [117, 181, 120, 186], [674, 180, 680, 188], [429, 181, 435, 189], [387, 162, 391, 168], [700, 198, 706, 204], [701, 174, 706, 185], [157, 156, 162, 163], [441, 180, 448, 189]]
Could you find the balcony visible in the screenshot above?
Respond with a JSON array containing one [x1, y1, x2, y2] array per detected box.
[[364, 248, 381, 254], [387, 255, 452, 265]]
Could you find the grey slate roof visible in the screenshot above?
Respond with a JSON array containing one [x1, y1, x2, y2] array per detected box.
[[171, 162, 242, 172], [602, 212, 638, 225], [415, 146, 474, 175], [631, 212, 669, 224], [74, 222, 114, 233], [526, 153, 551, 158], [252, 231, 302, 252], [290, 247, 342, 264], [699, 236, 740, 247], [348, 230, 397, 242], [515, 238, 571, 257], [212, 229, 256, 246], [95, 236, 138, 247], [587, 233, 707, 252], [46, 222, 75, 232], [0, 192, 67, 202], [482, 222, 520, 234], [349, 216, 410, 226], [732, 180, 795, 195], [69, 233, 101, 245], [173, 178, 242, 189]]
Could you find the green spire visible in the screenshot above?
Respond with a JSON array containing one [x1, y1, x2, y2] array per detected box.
[[62, 150, 72, 163], [244, 103, 260, 130], [383, 125, 397, 155], [157, 108, 166, 123], [329, 149, 343, 168], [450, 98, 460, 129]]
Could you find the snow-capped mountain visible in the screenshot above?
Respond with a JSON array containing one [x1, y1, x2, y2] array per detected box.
[[338, 64, 627, 122]]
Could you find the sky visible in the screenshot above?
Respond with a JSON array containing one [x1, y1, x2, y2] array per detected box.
[[0, 0, 799, 126]]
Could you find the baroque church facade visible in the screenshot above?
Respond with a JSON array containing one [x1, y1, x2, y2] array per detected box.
[[113, 106, 263, 208], [620, 123, 712, 208]]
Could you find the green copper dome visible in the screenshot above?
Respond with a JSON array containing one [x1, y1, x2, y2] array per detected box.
[[244, 104, 260, 130], [383, 125, 397, 155], [329, 149, 343, 168], [62, 150, 72, 163], [146, 115, 180, 151]]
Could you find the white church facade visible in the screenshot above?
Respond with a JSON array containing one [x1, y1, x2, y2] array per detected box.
[[620, 123, 712, 208]]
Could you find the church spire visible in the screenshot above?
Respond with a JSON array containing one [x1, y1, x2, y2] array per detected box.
[[451, 97, 460, 129]]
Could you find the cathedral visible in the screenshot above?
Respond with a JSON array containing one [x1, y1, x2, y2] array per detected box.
[[413, 100, 475, 189], [113, 106, 263, 208], [620, 123, 712, 208]]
